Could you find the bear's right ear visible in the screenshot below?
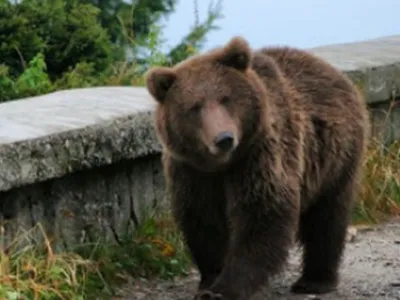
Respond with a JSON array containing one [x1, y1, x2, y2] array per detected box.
[[216, 36, 252, 71], [145, 67, 177, 103]]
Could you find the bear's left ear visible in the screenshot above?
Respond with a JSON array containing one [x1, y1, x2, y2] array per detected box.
[[145, 67, 177, 103], [216, 36, 252, 71]]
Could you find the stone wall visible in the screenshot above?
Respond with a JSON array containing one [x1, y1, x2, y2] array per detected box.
[[1, 35, 400, 250], [0, 155, 165, 250]]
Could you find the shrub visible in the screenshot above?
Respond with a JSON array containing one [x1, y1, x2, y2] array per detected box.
[[0, 0, 223, 102], [0, 0, 115, 80]]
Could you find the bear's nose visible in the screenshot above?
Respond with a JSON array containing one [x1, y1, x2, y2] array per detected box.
[[213, 131, 235, 152]]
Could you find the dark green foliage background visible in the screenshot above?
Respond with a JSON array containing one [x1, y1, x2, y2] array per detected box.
[[0, 0, 222, 101]]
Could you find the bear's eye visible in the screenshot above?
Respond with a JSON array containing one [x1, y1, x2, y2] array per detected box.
[[189, 103, 202, 114], [220, 96, 231, 106]]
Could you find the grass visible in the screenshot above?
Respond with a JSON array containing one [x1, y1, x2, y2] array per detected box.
[[0, 223, 92, 300], [353, 99, 400, 224], [0, 210, 191, 300], [354, 138, 400, 224]]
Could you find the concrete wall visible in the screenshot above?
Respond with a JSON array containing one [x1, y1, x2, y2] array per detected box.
[[0, 35, 399, 250]]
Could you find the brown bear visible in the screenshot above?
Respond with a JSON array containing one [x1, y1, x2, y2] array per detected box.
[[145, 36, 370, 300]]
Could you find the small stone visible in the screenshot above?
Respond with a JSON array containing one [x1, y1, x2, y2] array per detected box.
[[355, 224, 375, 232], [307, 295, 322, 300], [390, 282, 400, 287], [134, 292, 146, 299], [346, 226, 358, 243]]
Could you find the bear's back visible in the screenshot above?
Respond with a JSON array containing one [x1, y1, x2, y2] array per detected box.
[[254, 46, 366, 122], [255, 46, 370, 207]]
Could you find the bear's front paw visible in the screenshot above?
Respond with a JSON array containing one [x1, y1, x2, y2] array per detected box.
[[194, 290, 223, 300], [291, 276, 337, 294]]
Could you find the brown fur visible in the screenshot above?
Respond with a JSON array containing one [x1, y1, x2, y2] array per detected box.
[[145, 37, 370, 300]]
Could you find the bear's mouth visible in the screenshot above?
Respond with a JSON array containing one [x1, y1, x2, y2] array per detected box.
[[195, 151, 234, 173], [207, 145, 237, 165], [213, 151, 232, 163]]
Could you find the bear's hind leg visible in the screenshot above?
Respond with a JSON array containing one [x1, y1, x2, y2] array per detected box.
[[291, 170, 357, 294]]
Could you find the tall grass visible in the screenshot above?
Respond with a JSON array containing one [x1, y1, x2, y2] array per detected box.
[[0, 211, 190, 300], [354, 139, 400, 224], [354, 100, 400, 224]]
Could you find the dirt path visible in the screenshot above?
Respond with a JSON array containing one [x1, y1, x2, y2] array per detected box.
[[117, 218, 400, 300]]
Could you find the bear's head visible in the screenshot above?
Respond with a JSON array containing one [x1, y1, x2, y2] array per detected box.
[[145, 37, 269, 172]]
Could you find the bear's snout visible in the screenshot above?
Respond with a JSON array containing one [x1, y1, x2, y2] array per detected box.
[[200, 101, 239, 159], [207, 131, 238, 159], [213, 131, 235, 152]]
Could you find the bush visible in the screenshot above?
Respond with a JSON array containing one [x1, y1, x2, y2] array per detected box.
[[0, 0, 115, 80], [0, 54, 54, 101], [0, 23, 173, 100], [0, 0, 223, 102]]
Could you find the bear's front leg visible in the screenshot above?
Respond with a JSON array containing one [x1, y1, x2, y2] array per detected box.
[[196, 175, 300, 300], [165, 157, 230, 292]]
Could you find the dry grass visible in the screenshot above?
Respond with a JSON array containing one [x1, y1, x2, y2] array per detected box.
[[0, 211, 190, 300], [354, 138, 400, 224], [0, 223, 94, 300], [353, 99, 400, 224]]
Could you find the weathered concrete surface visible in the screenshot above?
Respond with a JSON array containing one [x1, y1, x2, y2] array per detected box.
[[0, 87, 160, 192], [115, 218, 400, 300], [311, 35, 400, 104], [0, 87, 155, 144]]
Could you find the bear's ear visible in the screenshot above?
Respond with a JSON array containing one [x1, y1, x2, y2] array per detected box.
[[216, 36, 252, 71], [145, 67, 177, 103]]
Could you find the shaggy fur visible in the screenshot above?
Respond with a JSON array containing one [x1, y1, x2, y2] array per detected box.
[[145, 36, 370, 300]]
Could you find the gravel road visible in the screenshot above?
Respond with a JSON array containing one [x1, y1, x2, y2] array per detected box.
[[116, 217, 400, 300]]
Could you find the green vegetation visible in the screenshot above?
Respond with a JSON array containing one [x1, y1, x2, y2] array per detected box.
[[0, 0, 222, 101], [0, 0, 399, 299]]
